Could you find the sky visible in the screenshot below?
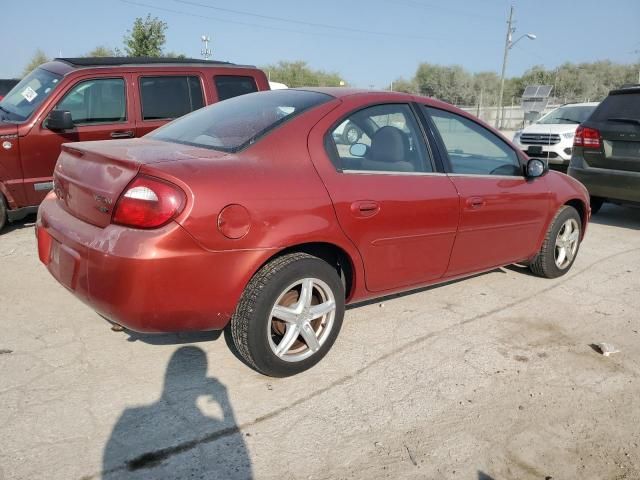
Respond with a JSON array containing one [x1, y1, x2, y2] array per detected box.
[[1, 0, 639, 87]]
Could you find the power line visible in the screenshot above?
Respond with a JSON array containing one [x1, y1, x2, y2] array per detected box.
[[384, 0, 501, 22], [119, 0, 363, 40], [172, 0, 446, 40]]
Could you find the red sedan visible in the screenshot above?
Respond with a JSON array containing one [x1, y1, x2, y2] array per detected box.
[[36, 89, 590, 377]]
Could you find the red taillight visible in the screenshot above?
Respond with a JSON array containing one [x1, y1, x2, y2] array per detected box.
[[574, 126, 601, 149], [112, 176, 186, 229]]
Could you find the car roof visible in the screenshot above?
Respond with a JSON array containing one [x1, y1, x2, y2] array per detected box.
[[295, 87, 413, 99], [40, 57, 257, 76], [559, 102, 600, 107], [610, 84, 640, 95]]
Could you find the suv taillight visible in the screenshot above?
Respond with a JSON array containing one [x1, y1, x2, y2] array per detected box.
[[112, 176, 186, 229], [574, 126, 601, 149]]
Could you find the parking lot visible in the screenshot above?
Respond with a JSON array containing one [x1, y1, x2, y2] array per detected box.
[[0, 204, 639, 480]]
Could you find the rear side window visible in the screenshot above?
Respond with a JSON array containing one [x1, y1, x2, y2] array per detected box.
[[56, 78, 126, 125], [140, 76, 204, 120], [590, 92, 640, 122], [214, 76, 258, 101]]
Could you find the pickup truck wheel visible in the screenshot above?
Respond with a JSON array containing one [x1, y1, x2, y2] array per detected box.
[[0, 195, 7, 232], [230, 252, 345, 377], [590, 196, 604, 215], [529, 205, 581, 279]]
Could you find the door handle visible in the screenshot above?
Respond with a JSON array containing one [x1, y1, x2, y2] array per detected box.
[[350, 200, 380, 218], [110, 130, 134, 139], [466, 197, 485, 209]]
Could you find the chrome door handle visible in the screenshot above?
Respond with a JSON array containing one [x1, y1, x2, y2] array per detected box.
[[110, 130, 134, 139]]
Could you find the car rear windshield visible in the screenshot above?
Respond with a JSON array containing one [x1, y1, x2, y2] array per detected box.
[[590, 92, 640, 122], [150, 89, 333, 153]]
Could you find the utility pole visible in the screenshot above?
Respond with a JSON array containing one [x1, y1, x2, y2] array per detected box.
[[496, 5, 514, 129]]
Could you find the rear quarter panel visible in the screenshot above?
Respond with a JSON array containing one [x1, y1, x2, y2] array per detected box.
[[142, 98, 367, 300]]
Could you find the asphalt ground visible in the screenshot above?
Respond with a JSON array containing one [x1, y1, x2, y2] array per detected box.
[[1, 203, 639, 479]]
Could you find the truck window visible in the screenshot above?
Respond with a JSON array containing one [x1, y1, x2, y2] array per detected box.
[[139, 76, 204, 120], [56, 78, 126, 125], [214, 76, 258, 101]]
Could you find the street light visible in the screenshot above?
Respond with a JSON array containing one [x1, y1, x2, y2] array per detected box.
[[496, 6, 536, 129]]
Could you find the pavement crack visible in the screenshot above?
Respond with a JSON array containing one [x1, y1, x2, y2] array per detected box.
[[80, 246, 640, 480]]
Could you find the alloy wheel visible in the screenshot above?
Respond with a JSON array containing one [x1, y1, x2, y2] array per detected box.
[[267, 278, 336, 362]]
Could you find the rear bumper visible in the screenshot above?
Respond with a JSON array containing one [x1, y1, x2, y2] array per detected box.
[[568, 165, 640, 204], [36, 194, 272, 333]]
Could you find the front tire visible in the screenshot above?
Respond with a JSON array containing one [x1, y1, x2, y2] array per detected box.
[[230, 253, 345, 377], [590, 196, 604, 215], [0, 195, 7, 233], [530, 206, 582, 279]]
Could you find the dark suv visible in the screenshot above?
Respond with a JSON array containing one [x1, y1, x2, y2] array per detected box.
[[568, 85, 640, 213], [0, 57, 269, 231]]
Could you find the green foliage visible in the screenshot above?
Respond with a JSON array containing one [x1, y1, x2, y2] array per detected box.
[[263, 61, 345, 88], [396, 61, 640, 106], [22, 49, 50, 76], [123, 15, 168, 57], [391, 77, 417, 94], [83, 46, 118, 57]]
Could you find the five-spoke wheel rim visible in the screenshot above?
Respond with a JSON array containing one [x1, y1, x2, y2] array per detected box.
[[554, 218, 580, 269], [268, 278, 336, 362]]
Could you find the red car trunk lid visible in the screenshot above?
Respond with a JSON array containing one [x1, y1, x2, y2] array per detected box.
[[53, 138, 220, 228]]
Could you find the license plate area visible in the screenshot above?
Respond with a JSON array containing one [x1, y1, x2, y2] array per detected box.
[[527, 146, 543, 156], [48, 238, 81, 291]]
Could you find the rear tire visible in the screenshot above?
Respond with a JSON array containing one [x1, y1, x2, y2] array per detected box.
[[530, 206, 582, 279], [0, 195, 7, 233], [230, 252, 345, 377], [590, 196, 605, 215]]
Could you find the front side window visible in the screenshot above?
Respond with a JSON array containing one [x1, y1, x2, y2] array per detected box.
[[328, 104, 431, 173], [56, 78, 126, 125], [140, 76, 204, 120], [0, 68, 62, 122], [150, 89, 331, 153], [214, 75, 258, 101], [425, 107, 521, 176]]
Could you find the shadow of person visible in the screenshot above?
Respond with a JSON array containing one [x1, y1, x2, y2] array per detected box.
[[102, 346, 253, 479]]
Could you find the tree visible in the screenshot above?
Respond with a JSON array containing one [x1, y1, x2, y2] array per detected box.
[[262, 61, 345, 88], [22, 49, 50, 76], [390, 77, 417, 93], [123, 15, 167, 57], [83, 46, 118, 57]]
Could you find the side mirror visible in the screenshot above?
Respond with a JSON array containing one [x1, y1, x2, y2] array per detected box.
[[349, 143, 368, 157], [46, 110, 74, 131], [526, 158, 548, 178]]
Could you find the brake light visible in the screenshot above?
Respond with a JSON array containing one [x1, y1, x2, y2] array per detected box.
[[112, 176, 186, 228], [574, 126, 601, 149]]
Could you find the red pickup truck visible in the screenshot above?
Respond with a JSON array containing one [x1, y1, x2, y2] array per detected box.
[[0, 57, 269, 231]]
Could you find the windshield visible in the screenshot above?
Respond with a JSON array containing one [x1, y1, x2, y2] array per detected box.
[[536, 105, 597, 125], [0, 68, 62, 122], [150, 89, 333, 152]]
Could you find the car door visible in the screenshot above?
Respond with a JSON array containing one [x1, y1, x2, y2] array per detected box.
[[309, 100, 460, 293], [422, 105, 550, 277], [19, 74, 135, 205], [134, 74, 206, 136]]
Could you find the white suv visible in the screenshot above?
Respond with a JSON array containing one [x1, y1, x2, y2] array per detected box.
[[512, 102, 599, 169]]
